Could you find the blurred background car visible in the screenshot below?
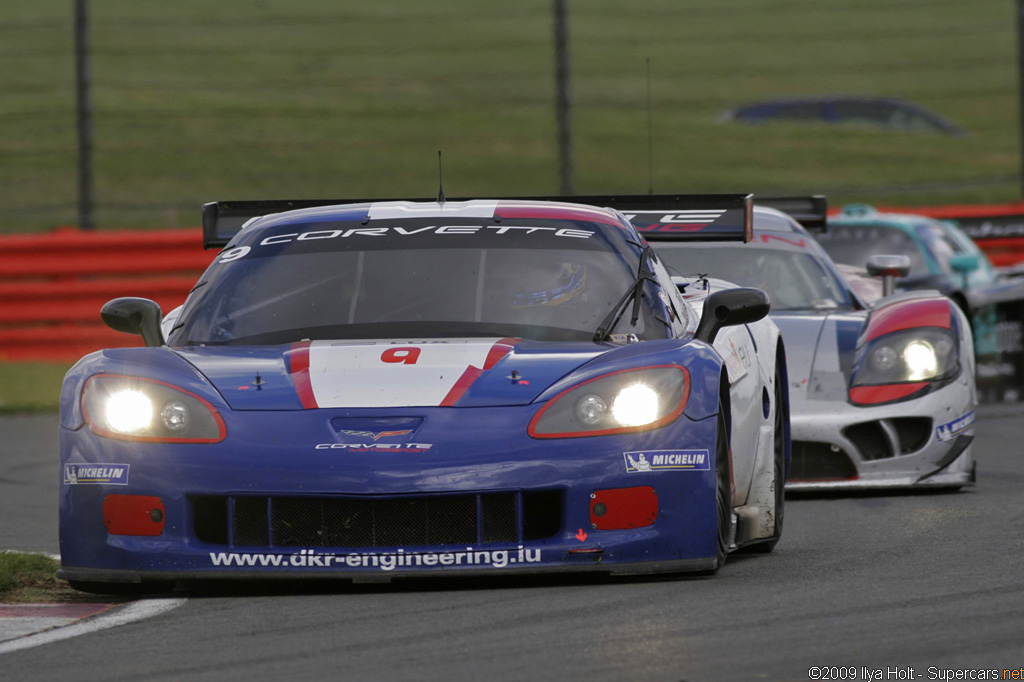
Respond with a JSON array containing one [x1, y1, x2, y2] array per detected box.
[[819, 205, 1024, 401], [720, 95, 968, 136]]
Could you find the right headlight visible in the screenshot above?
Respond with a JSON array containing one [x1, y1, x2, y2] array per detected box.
[[528, 366, 689, 438], [851, 328, 959, 387]]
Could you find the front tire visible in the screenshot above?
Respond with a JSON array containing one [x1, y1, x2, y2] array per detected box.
[[714, 401, 731, 570], [748, 357, 787, 554]]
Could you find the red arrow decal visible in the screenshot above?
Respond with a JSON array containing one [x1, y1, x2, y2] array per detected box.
[[575, 528, 588, 542]]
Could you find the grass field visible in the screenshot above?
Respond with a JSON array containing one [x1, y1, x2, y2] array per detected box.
[[1, 0, 1021, 233], [0, 362, 70, 413]]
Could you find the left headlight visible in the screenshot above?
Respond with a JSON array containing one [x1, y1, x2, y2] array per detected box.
[[82, 374, 226, 442], [528, 366, 689, 438], [852, 328, 959, 387]]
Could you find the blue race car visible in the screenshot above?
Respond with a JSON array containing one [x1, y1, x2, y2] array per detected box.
[[58, 195, 789, 593]]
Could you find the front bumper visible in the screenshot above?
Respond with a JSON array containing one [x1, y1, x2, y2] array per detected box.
[[59, 404, 723, 584], [785, 384, 976, 491]]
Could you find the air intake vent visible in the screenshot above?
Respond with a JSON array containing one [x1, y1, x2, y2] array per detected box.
[[192, 490, 563, 548]]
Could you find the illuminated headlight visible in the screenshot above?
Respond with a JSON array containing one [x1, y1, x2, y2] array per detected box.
[[611, 383, 660, 427], [529, 366, 689, 438], [105, 389, 154, 434], [853, 328, 958, 387], [903, 340, 938, 380], [83, 375, 225, 442]]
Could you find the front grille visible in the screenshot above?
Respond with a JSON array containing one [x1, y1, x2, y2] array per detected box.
[[192, 490, 562, 548], [789, 441, 858, 481], [843, 422, 892, 461], [842, 417, 932, 461], [891, 417, 931, 454]]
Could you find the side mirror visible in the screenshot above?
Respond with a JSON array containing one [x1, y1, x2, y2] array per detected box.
[[100, 297, 164, 347], [694, 288, 771, 344], [866, 254, 911, 298], [949, 253, 979, 274]]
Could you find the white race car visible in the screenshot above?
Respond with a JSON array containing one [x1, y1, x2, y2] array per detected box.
[[646, 199, 976, 491]]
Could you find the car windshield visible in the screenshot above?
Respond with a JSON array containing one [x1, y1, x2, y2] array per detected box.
[[654, 243, 853, 310], [816, 224, 928, 276], [167, 217, 658, 345]]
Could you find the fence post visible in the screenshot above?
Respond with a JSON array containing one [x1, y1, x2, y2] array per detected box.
[[74, 0, 95, 231]]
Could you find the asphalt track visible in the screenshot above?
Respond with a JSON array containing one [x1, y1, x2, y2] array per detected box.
[[2, 407, 1023, 681]]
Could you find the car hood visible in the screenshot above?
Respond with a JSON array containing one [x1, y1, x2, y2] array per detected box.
[[770, 310, 865, 402], [175, 338, 614, 410]]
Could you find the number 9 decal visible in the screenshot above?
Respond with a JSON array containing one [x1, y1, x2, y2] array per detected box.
[[381, 347, 421, 365], [218, 246, 251, 263]]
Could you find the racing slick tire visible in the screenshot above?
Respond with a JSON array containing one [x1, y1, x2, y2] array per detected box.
[[744, 357, 787, 554], [714, 400, 731, 570]]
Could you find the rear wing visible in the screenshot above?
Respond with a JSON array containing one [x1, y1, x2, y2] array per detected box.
[[598, 193, 753, 242], [636, 195, 827, 241], [201, 193, 755, 249], [755, 195, 828, 232]]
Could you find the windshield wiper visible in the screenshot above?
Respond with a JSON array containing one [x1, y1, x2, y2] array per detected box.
[[593, 245, 657, 342]]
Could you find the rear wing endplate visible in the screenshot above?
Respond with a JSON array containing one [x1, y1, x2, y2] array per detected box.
[[201, 193, 756, 249]]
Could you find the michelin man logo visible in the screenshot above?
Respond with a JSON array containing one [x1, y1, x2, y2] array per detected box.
[[935, 410, 975, 442], [626, 453, 652, 472]]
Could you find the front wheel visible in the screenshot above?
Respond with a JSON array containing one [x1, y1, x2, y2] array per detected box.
[[714, 401, 731, 570], [747, 359, 787, 554]]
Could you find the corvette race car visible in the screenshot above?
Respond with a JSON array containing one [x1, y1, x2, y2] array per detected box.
[[645, 199, 976, 491], [58, 194, 789, 593]]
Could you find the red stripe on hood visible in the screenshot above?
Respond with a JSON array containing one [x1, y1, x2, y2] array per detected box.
[[288, 341, 319, 409], [440, 366, 484, 407], [484, 337, 520, 369], [441, 337, 519, 406]]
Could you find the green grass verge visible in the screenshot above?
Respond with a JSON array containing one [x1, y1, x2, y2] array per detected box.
[[0, 0, 1020, 232], [0, 362, 70, 413], [0, 553, 82, 603]]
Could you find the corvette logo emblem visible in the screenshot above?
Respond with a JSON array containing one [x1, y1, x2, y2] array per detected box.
[[340, 429, 413, 441]]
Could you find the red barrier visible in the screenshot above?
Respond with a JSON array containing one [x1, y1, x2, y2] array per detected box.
[[0, 227, 215, 362]]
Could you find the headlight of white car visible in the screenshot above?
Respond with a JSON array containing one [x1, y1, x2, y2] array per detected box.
[[852, 328, 958, 387]]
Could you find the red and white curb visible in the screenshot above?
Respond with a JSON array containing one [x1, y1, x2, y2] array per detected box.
[[0, 552, 185, 654], [0, 598, 185, 654]]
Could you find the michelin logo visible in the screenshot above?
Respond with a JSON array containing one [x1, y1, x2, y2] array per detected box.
[[64, 463, 129, 485], [624, 449, 710, 473], [936, 410, 975, 442]]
